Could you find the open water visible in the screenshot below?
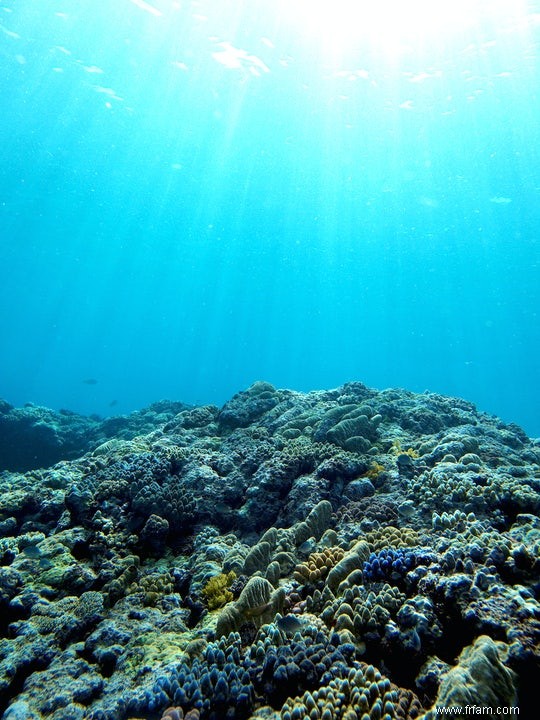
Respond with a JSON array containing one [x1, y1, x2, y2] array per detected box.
[[1, 0, 539, 436]]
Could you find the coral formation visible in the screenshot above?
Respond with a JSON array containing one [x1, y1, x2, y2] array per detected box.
[[0, 381, 537, 719], [202, 572, 236, 610]]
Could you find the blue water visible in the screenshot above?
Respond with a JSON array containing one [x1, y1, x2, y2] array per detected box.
[[1, 0, 539, 436]]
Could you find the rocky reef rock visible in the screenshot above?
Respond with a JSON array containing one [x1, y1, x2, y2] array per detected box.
[[0, 382, 538, 719], [0, 399, 191, 472]]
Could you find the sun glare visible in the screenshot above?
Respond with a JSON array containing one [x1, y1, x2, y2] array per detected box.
[[283, 0, 531, 60]]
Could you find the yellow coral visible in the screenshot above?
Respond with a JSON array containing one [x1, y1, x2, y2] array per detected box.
[[364, 462, 385, 480], [390, 439, 419, 458], [202, 571, 236, 610]]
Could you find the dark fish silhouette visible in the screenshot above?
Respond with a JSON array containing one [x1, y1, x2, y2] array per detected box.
[[109, 399, 118, 407], [243, 602, 272, 619], [276, 614, 306, 634], [22, 544, 42, 558], [82, 378, 98, 385]]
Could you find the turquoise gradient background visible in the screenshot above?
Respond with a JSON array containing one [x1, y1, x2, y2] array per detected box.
[[1, 0, 539, 436]]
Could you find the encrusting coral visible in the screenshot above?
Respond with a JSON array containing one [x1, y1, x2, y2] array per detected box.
[[0, 381, 537, 719]]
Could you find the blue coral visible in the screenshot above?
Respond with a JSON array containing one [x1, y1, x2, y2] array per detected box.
[[245, 626, 356, 706], [363, 548, 435, 586], [125, 626, 359, 718], [126, 634, 254, 719]]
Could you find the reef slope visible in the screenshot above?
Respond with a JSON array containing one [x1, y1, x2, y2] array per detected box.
[[0, 381, 538, 720]]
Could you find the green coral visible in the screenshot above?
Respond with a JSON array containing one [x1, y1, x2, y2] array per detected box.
[[202, 570, 236, 610], [128, 571, 175, 606]]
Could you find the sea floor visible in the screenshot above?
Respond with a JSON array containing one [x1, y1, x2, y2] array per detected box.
[[0, 381, 538, 720]]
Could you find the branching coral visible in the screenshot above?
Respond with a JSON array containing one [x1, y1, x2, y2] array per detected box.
[[202, 571, 236, 610]]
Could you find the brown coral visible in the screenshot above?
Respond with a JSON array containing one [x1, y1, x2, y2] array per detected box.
[[335, 497, 399, 525], [365, 526, 421, 552], [293, 547, 345, 585]]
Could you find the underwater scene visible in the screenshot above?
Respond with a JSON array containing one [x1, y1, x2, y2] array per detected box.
[[0, 1, 539, 719]]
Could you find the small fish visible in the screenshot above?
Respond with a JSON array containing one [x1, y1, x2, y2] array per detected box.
[[243, 602, 272, 619], [109, 399, 118, 407], [298, 539, 316, 555], [276, 614, 306, 635], [22, 544, 42, 558], [214, 502, 231, 515], [82, 378, 98, 385], [184, 638, 207, 658], [397, 501, 415, 518]]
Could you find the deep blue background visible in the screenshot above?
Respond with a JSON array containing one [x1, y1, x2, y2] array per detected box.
[[1, 0, 539, 436]]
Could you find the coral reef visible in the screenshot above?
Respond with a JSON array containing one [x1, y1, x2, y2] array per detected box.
[[0, 399, 192, 473], [0, 381, 538, 719]]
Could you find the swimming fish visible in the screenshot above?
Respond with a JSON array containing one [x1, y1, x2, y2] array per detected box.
[[276, 614, 306, 635], [22, 544, 42, 558], [82, 378, 98, 385], [243, 602, 273, 619]]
